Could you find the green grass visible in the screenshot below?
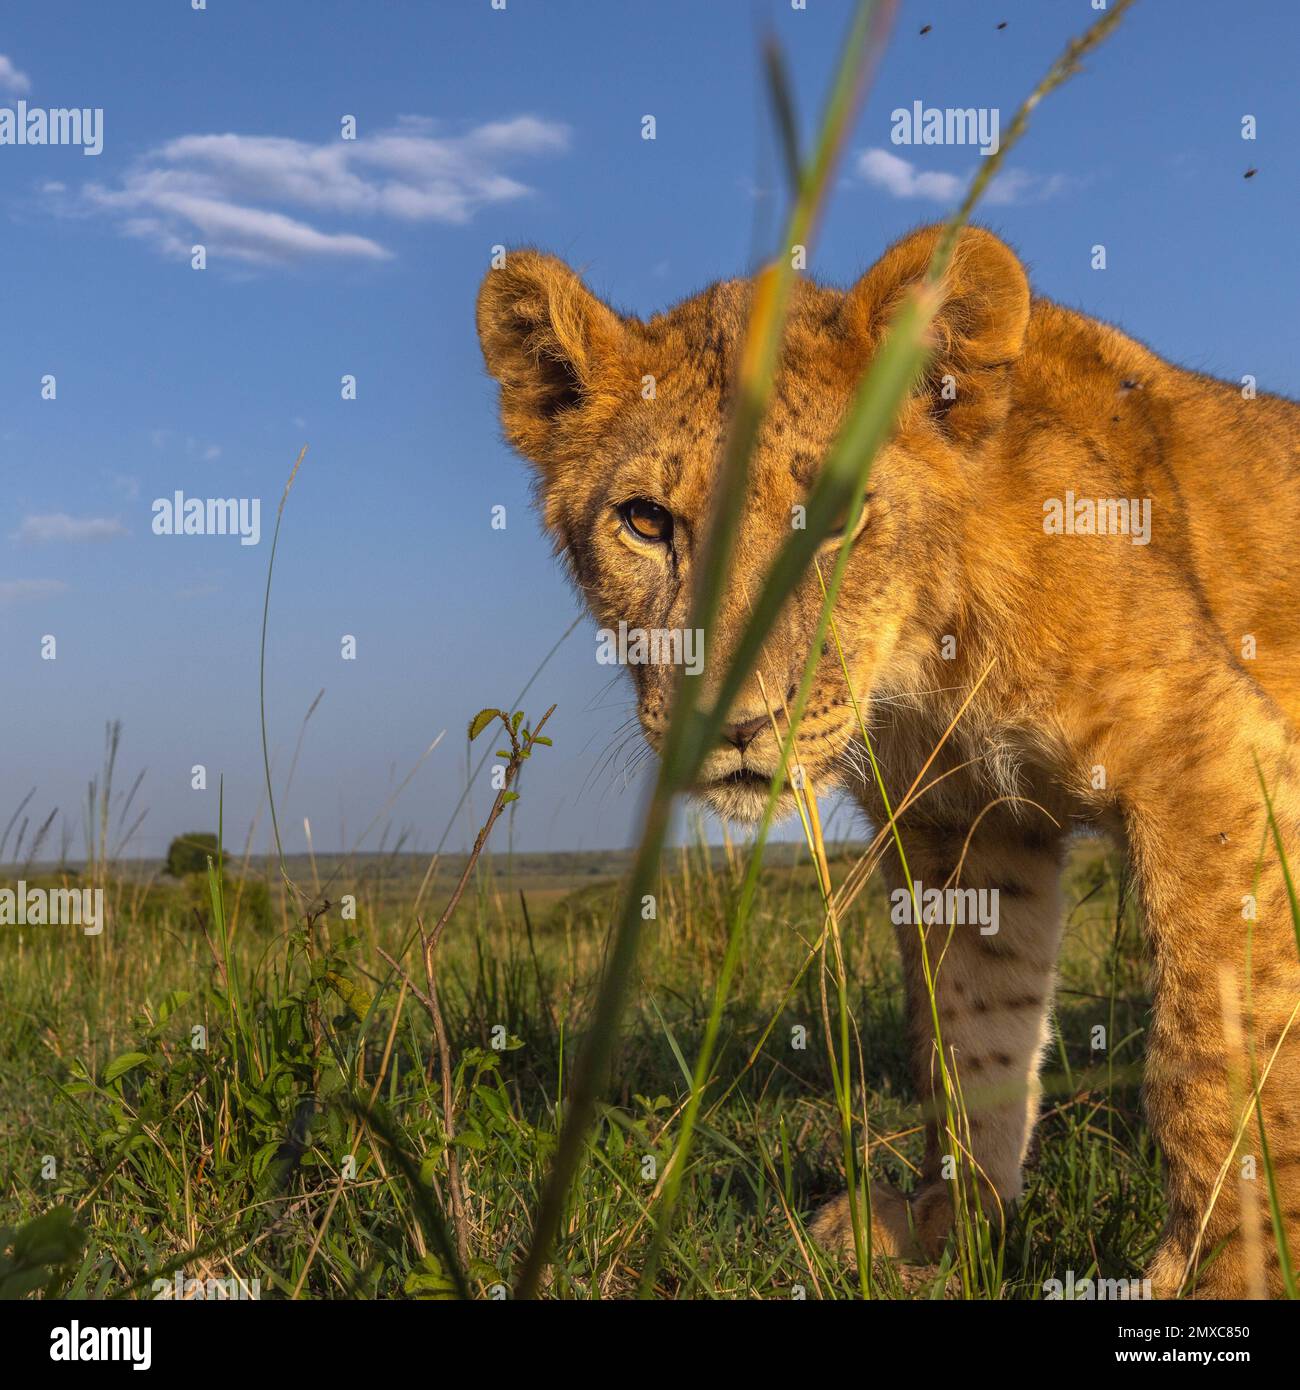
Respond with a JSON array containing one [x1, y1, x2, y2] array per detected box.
[[0, 834, 1167, 1299]]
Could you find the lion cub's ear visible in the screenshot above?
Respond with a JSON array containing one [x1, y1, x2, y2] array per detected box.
[[845, 225, 1030, 444], [477, 251, 632, 469]]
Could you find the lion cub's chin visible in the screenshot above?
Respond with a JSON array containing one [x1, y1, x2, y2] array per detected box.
[[693, 774, 798, 826]]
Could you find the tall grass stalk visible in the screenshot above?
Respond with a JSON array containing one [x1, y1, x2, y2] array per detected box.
[[515, 0, 896, 1299], [258, 445, 307, 895]]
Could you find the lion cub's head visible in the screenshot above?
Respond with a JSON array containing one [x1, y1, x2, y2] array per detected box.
[[477, 225, 1029, 822]]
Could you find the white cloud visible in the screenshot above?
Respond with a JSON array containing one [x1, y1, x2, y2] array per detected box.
[[78, 115, 570, 267], [14, 513, 127, 543], [856, 148, 1071, 206], [858, 149, 964, 202], [0, 55, 31, 95], [0, 578, 67, 605], [88, 181, 393, 264], [980, 167, 1072, 206]]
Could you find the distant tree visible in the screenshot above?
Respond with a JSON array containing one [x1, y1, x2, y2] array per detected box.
[[164, 832, 221, 878]]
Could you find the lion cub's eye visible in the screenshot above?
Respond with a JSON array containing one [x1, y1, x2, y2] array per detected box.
[[825, 491, 873, 541], [619, 497, 673, 544]]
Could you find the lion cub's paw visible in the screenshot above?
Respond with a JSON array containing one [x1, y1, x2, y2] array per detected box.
[[809, 1183, 929, 1264]]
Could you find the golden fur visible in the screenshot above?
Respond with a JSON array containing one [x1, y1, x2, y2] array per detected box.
[[478, 224, 1300, 1296]]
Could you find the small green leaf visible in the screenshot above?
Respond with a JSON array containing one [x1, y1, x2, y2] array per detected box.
[[404, 1252, 458, 1300], [534, 736, 552, 747], [501, 791, 519, 805], [241, 1093, 274, 1124], [467, 708, 500, 741], [150, 989, 193, 1034], [323, 969, 373, 1019], [103, 1052, 151, 1085], [250, 1141, 280, 1180]]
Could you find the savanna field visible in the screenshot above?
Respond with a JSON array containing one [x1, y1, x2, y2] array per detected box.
[[1, 802, 1163, 1300], [6, 0, 1296, 1332]]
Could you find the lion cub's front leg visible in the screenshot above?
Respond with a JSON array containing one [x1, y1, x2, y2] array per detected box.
[[1128, 699, 1300, 1298], [813, 814, 1066, 1264]]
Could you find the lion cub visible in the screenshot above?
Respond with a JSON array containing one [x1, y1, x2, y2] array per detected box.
[[478, 225, 1300, 1297]]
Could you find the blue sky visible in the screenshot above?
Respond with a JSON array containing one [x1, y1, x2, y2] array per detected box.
[[1, 0, 1296, 861]]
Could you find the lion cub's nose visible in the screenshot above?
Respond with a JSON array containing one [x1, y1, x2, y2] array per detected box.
[[722, 713, 776, 753]]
